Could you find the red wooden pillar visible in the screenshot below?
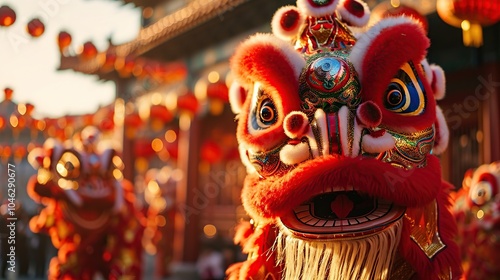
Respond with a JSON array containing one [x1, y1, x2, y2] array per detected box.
[[173, 113, 201, 262]]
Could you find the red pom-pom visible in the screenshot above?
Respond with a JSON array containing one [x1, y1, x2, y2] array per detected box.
[[343, 0, 365, 17], [284, 111, 308, 138], [272, 6, 305, 40], [356, 101, 382, 128]]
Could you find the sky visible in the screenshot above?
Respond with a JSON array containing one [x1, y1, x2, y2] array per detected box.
[[0, 0, 141, 118]]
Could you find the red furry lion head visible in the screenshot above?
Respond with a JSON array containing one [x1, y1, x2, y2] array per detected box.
[[227, 1, 461, 279]]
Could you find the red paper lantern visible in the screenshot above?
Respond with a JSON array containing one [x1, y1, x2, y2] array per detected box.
[[32, 119, 46, 131], [13, 144, 27, 161], [124, 112, 143, 138], [177, 94, 199, 115], [124, 112, 143, 128], [0, 5, 16, 27], [0, 116, 6, 130], [207, 82, 229, 102], [58, 31, 72, 51], [371, 2, 428, 33], [101, 51, 117, 71], [165, 141, 178, 160], [1, 145, 12, 159], [80, 41, 98, 60], [134, 138, 155, 158], [83, 114, 94, 126], [201, 140, 223, 164], [25, 103, 35, 116], [27, 18, 45, 37], [438, 0, 500, 47], [4, 87, 13, 100], [99, 118, 114, 131], [16, 115, 26, 129], [150, 105, 173, 123], [116, 56, 135, 77], [163, 62, 188, 83], [64, 116, 75, 129], [452, 0, 500, 25]]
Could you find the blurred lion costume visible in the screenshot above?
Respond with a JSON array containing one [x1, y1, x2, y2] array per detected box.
[[27, 127, 144, 279], [226, 0, 462, 279], [454, 161, 500, 280]]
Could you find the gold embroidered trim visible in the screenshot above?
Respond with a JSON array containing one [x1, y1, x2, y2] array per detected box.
[[405, 200, 447, 258]]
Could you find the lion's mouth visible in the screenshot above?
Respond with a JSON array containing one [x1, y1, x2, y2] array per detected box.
[[63, 202, 111, 231], [279, 189, 405, 239]]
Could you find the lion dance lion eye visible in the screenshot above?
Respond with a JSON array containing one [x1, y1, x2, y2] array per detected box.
[[259, 99, 277, 126], [56, 151, 81, 180], [383, 62, 426, 116], [386, 88, 403, 107], [250, 97, 278, 130], [470, 173, 498, 206]]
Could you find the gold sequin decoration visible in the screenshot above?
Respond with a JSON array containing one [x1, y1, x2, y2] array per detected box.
[[405, 200, 447, 259], [381, 126, 435, 169], [389, 255, 416, 280]]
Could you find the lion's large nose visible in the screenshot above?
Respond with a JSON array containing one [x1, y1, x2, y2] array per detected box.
[[282, 100, 394, 164], [282, 106, 362, 161]]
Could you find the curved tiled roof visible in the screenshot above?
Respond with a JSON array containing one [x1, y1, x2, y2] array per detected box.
[[59, 0, 249, 75]]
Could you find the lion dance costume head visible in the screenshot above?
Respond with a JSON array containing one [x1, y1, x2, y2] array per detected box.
[[226, 1, 462, 279], [27, 126, 144, 279], [454, 162, 500, 280]]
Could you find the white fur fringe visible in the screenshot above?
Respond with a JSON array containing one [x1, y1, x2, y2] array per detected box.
[[276, 218, 403, 280]]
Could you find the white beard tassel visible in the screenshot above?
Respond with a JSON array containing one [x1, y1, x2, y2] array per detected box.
[[276, 219, 403, 280]]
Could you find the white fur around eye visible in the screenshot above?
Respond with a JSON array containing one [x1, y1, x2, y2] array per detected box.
[[247, 82, 263, 135], [229, 81, 246, 114]]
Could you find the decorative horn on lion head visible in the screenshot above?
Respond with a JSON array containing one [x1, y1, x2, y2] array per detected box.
[[226, 1, 461, 279]]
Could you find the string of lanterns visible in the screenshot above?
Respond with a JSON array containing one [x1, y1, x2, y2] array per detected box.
[[370, 1, 428, 33], [57, 31, 188, 85], [1, 6, 233, 168], [0, 5, 46, 38], [0, 87, 207, 163]]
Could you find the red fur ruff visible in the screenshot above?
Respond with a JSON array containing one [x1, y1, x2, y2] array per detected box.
[[242, 155, 442, 219]]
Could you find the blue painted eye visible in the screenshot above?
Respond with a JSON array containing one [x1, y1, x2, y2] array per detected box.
[[384, 62, 426, 116]]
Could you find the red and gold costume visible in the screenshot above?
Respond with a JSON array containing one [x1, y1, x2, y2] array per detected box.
[[226, 0, 462, 279], [27, 127, 145, 279], [454, 162, 500, 280]]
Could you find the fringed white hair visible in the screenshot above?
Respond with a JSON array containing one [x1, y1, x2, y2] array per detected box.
[[421, 59, 433, 84], [433, 106, 449, 155], [362, 132, 396, 154], [229, 81, 247, 114], [296, 0, 340, 17], [338, 0, 370, 27], [272, 6, 305, 41], [279, 142, 310, 165], [430, 64, 446, 100], [277, 218, 403, 280]]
